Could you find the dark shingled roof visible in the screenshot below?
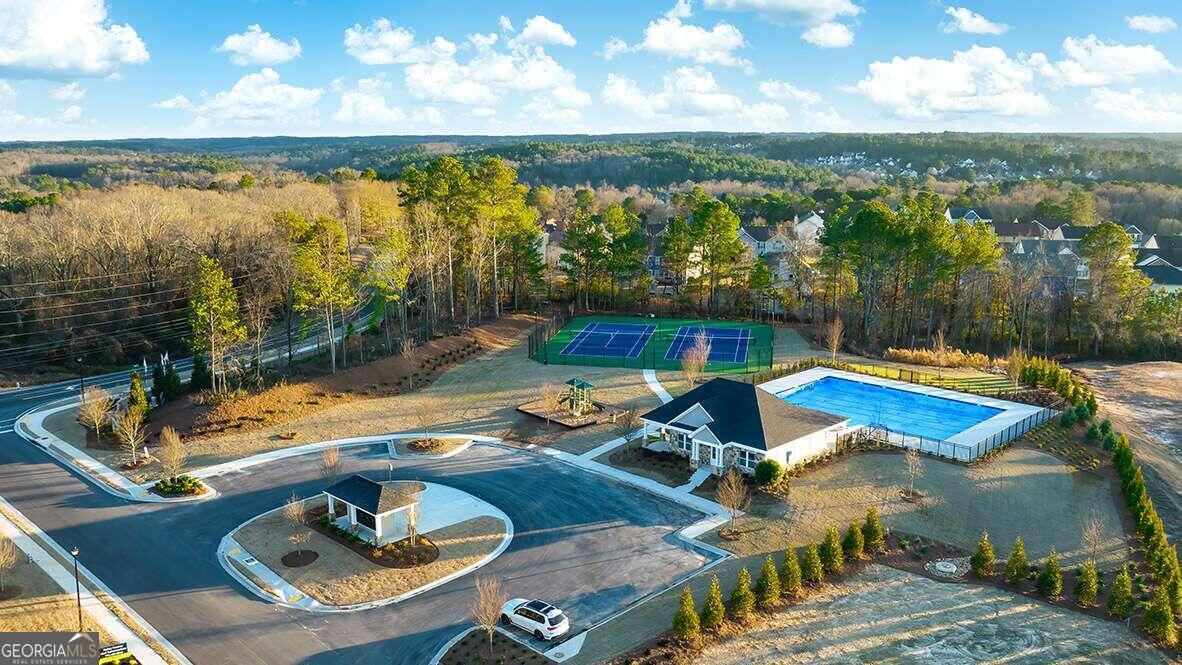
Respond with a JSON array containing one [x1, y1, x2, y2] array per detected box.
[[1138, 248, 1182, 268], [1055, 224, 1092, 240], [641, 377, 846, 451], [741, 225, 773, 242], [988, 221, 1045, 239], [949, 206, 992, 221], [324, 475, 423, 515], [1151, 235, 1182, 250], [1139, 265, 1182, 286]]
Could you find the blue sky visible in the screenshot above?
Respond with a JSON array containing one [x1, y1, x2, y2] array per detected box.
[[2, 0, 1182, 139]]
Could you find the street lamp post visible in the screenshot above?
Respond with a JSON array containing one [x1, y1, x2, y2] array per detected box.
[[70, 546, 82, 632], [77, 357, 84, 397]]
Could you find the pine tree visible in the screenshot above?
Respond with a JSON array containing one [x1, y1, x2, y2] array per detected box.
[[1167, 568, 1182, 617], [1036, 549, 1063, 598], [1073, 562, 1099, 606], [728, 567, 755, 621], [699, 575, 726, 630], [151, 363, 166, 401], [862, 506, 886, 553], [673, 586, 700, 641], [1144, 586, 1177, 646], [1004, 537, 1029, 585], [164, 360, 182, 398], [802, 543, 825, 587], [1107, 565, 1134, 618], [820, 525, 845, 574], [190, 353, 212, 392], [780, 547, 802, 598], [127, 370, 150, 420], [755, 555, 781, 608], [843, 522, 864, 560], [970, 531, 996, 579]]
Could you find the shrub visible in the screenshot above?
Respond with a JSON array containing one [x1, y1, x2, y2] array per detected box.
[[1005, 537, 1029, 585], [728, 567, 755, 621], [1036, 549, 1063, 598], [802, 544, 824, 586], [970, 531, 996, 579], [1144, 587, 1177, 646], [152, 475, 204, 496], [820, 525, 845, 574], [753, 458, 784, 487], [862, 506, 886, 552], [1073, 403, 1091, 422], [1099, 419, 1112, 435], [1059, 410, 1077, 428], [842, 522, 864, 560], [1086, 423, 1100, 440], [190, 353, 212, 391], [1073, 562, 1099, 606], [1102, 431, 1118, 451], [673, 586, 700, 641], [755, 555, 781, 608], [128, 370, 150, 417], [780, 547, 802, 598], [1108, 565, 1134, 618], [883, 346, 990, 369], [699, 575, 725, 629]]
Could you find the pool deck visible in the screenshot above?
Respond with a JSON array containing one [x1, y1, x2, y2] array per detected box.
[[759, 368, 1046, 455]]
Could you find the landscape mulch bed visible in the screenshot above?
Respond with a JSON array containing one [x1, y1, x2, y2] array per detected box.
[[439, 629, 548, 665], [281, 550, 319, 568], [305, 505, 439, 569], [0, 586, 22, 601], [605, 441, 694, 487]]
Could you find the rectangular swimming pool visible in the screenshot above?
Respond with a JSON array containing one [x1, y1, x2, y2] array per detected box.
[[776, 375, 1003, 441]]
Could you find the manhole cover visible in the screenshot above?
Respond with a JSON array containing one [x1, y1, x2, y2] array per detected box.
[[933, 561, 957, 574]]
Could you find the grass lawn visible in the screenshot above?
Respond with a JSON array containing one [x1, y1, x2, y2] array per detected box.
[[439, 629, 549, 665], [0, 551, 113, 642], [234, 497, 507, 606], [597, 438, 693, 487], [699, 448, 1128, 568]]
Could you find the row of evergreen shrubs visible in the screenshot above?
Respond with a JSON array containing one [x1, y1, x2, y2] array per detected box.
[[1018, 355, 1097, 410], [674, 507, 887, 642]]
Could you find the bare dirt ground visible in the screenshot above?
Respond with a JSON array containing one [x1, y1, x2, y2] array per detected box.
[[693, 564, 1168, 665], [701, 449, 1128, 568], [1076, 361, 1182, 540]]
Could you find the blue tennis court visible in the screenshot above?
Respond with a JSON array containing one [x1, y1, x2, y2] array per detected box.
[[664, 326, 751, 363], [559, 322, 656, 358]]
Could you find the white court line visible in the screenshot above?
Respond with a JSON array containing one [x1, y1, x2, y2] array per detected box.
[[663, 326, 691, 361], [559, 321, 600, 356], [624, 324, 655, 358]]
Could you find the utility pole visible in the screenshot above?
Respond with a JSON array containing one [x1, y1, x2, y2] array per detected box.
[[70, 546, 82, 632]]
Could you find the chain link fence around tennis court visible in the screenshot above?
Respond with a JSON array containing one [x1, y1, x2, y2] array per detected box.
[[527, 310, 774, 373]]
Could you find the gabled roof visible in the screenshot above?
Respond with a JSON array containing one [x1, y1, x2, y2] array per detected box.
[[1013, 239, 1080, 256], [1152, 235, 1182, 250], [1055, 224, 1092, 240], [948, 206, 992, 220], [740, 225, 773, 242], [641, 377, 845, 451], [1138, 248, 1182, 268], [324, 475, 423, 515], [1138, 265, 1182, 286], [988, 221, 1045, 239]]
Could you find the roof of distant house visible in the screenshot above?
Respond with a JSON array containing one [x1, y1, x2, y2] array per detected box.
[[641, 377, 846, 451], [324, 475, 423, 515], [988, 220, 1045, 238], [1138, 247, 1182, 268], [1138, 265, 1182, 286], [1152, 234, 1182, 250], [949, 206, 992, 220], [740, 225, 773, 242], [1055, 224, 1093, 240]]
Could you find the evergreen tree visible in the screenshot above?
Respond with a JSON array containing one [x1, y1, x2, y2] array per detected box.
[[1036, 549, 1063, 598], [673, 586, 700, 641], [699, 575, 726, 630], [1005, 537, 1029, 585], [1107, 565, 1134, 618], [862, 506, 886, 552], [820, 524, 845, 574], [1167, 568, 1182, 617], [187, 255, 246, 391], [164, 360, 182, 398], [127, 371, 150, 420], [190, 353, 212, 392], [728, 567, 755, 621], [802, 543, 825, 586], [1073, 562, 1099, 606], [151, 363, 165, 401], [780, 547, 802, 598], [842, 522, 865, 560], [1144, 586, 1177, 646], [970, 531, 996, 579], [755, 555, 781, 608]]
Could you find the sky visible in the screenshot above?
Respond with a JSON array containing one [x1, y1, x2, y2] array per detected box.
[[2, 0, 1182, 140]]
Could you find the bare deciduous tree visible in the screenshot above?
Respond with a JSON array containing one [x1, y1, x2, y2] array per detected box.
[[612, 408, 642, 442], [715, 468, 750, 536], [1081, 513, 1105, 565], [112, 409, 146, 466], [470, 575, 508, 659], [825, 317, 844, 362], [283, 494, 310, 555], [0, 537, 16, 593], [681, 331, 710, 387], [538, 383, 567, 429], [77, 386, 114, 445], [156, 426, 187, 480], [413, 396, 443, 447], [319, 446, 341, 485], [904, 447, 923, 498]]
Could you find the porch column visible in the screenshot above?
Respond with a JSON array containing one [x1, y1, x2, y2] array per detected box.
[[373, 511, 383, 545], [347, 504, 356, 528], [326, 494, 335, 517]]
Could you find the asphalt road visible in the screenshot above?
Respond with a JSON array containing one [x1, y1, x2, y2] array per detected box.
[[0, 429, 710, 664]]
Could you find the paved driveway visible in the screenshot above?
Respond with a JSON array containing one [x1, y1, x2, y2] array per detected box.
[[0, 439, 710, 664]]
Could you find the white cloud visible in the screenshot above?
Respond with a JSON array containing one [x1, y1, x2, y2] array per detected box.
[[471, 106, 497, 117], [498, 16, 514, 32], [152, 93, 192, 110], [1126, 15, 1177, 34], [59, 105, 83, 121], [0, 81, 14, 97], [510, 16, 576, 47], [217, 25, 301, 66], [801, 22, 853, 48], [0, 0, 148, 78], [51, 82, 86, 101], [343, 18, 456, 65], [854, 46, 1053, 119], [759, 79, 821, 105], [602, 66, 791, 130], [666, 0, 693, 18], [195, 68, 323, 123], [1027, 35, 1175, 87], [634, 16, 749, 67], [332, 75, 445, 128], [603, 37, 630, 60], [941, 7, 1009, 35], [1088, 87, 1182, 127], [702, 0, 861, 24]]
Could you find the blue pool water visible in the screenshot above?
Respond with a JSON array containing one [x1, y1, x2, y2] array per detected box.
[[777, 376, 1002, 441]]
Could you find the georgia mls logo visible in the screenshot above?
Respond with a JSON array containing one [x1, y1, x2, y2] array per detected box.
[[0, 632, 99, 665]]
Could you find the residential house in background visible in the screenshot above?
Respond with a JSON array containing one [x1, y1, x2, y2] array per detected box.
[[945, 206, 993, 223], [1137, 245, 1182, 269], [791, 211, 825, 244], [1142, 234, 1182, 252], [739, 224, 793, 258], [640, 378, 848, 475], [1009, 238, 1090, 295], [988, 219, 1052, 242], [1124, 225, 1147, 247], [542, 222, 565, 268], [1137, 265, 1182, 293]]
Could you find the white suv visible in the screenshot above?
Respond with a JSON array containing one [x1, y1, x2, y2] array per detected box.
[[500, 598, 570, 640]]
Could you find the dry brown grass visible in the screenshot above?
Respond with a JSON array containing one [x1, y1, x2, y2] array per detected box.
[[234, 499, 506, 606], [0, 556, 112, 641], [392, 438, 470, 457]]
